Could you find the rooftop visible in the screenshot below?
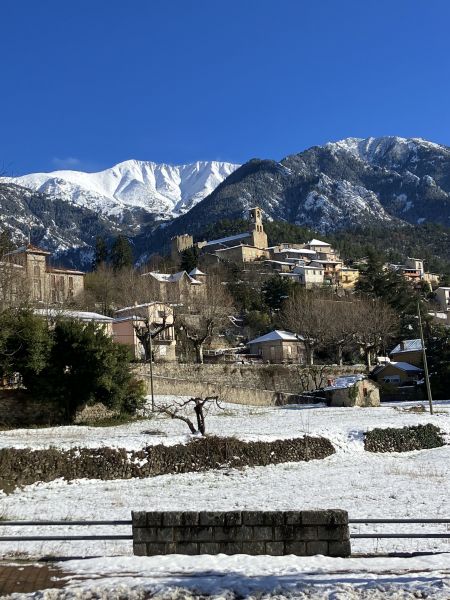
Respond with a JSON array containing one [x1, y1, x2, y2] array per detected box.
[[189, 267, 205, 276], [142, 271, 202, 284], [6, 243, 51, 256], [115, 301, 172, 314], [248, 329, 303, 345], [390, 339, 423, 354], [275, 248, 317, 255], [307, 239, 331, 247], [34, 309, 113, 322], [203, 232, 250, 247]]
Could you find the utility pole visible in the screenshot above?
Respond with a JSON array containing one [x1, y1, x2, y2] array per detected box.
[[417, 301, 433, 415], [148, 331, 155, 413]]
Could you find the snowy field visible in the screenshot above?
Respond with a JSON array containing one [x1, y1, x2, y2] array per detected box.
[[0, 397, 449, 597], [25, 553, 450, 599]]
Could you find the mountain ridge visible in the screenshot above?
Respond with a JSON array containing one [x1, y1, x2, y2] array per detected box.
[[2, 136, 450, 267], [4, 159, 240, 223]]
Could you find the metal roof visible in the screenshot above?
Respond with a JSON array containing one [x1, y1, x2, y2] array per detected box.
[[390, 339, 423, 355], [247, 330, 303, 345]]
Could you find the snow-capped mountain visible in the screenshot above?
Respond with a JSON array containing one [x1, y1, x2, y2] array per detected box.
[[5, 160, 239, 222], [2, 137, 450, 267], [150, 136, 450, 248]]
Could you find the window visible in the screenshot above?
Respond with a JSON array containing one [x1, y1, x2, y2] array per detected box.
[[34, 265, 40, 277], [68, 277, 73, 289], [383, 375, 401, 384]]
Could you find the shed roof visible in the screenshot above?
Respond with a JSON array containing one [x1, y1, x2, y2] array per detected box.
[[248, 329, 303, 345]]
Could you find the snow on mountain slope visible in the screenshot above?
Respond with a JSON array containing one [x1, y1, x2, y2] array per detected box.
[[6, 160, 239, 220], [326, 136, 450, 168]]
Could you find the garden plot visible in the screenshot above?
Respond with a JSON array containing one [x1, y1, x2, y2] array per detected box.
[[0, 397, 448, 561], [0, 396, 449, 451]]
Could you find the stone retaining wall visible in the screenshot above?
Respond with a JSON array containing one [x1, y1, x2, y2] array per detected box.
[[136, 364, 367, 394], [150, 376, 308, 406], [132, 510, 351, 557]]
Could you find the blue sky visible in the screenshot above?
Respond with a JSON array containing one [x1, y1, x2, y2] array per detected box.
[[1, 0, 449, 175]]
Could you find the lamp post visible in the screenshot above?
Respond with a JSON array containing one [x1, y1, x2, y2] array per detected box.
[[417, 301, 433, 415]]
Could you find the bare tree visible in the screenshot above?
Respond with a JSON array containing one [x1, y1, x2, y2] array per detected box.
[[157, 396, 221, 435], [326, 300, 358, 366], [280, 289, 332, 365], [352, 297, 399, 367], [176, 275, 234, 363], [132, 312, 171, 361]]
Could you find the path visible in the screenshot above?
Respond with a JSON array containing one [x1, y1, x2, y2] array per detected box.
[[0, 561, 68, 596]]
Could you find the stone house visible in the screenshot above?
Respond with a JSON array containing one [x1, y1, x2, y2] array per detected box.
[[113, 301, 176, 361], [371, 361, 423, 385], [140, 270, 204, 305], [247, 330, 306, 364], [3, 243, 84, 305], [323, 377, 380, 407]]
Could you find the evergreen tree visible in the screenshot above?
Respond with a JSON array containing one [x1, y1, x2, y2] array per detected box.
[[93, 235, 108, 270], [425, 325, 450, 400], [0, 311, 145, 421], [356, 249, 422, 337], [180, 246, 199, 272], [262, 275, 294, 311], [110, 235, 133, 272], [0, 230, 14, 257]]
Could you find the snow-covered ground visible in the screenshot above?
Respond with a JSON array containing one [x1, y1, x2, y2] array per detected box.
[[0, 396, 449, 451], [0, 397, 449, 558], [30, 553, 449, 599], [0, 397, 449, 597]]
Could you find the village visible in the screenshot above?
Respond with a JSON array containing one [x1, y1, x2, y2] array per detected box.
[[0, 207, 447, 414]]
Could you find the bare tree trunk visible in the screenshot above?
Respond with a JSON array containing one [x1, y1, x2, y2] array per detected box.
[[337, 344, 343, 367], [194, 403, 206, 435], [195, 343, 204, 364], [365, 346, 372, 368]]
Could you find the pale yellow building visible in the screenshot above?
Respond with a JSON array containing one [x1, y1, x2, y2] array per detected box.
[[3, 243, 84, 305]]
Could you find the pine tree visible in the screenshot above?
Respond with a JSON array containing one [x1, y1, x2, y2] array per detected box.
[[110, 235, 133, 272], [180, 246, 199, 272], [262, 275, 294, 311], [93, 235, 108, 270]]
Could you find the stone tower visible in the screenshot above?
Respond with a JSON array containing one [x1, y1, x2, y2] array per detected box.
[[171, 234, 194, 261], [249, 207, 268, 249]]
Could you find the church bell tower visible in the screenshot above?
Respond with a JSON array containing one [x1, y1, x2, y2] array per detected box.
[[249, 207, 268, 249]]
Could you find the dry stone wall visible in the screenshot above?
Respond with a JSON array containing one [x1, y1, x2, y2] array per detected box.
[[0, 435, 335, 491], [132, 510, 351, 557]]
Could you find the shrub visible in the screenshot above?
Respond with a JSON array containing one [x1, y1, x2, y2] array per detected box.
[[0, 310, 146, 422], [364, 423, 445, 453]]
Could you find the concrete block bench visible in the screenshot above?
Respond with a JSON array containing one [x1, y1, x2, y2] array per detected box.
[[132, 509, 350, 557]]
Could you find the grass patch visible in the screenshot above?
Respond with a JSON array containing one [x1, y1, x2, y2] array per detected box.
[[77, 413, 144, 427]]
